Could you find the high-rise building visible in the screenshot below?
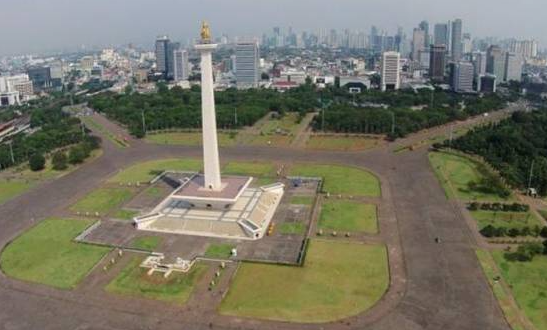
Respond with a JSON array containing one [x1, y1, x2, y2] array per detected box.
[[80, 56, 94, 71], [166, 42, 180, 80], [27, 66, 52, 91], [434, 23, 449, 46], [450, 61, 474, 93], [235, 42, 260, 89], [472, 52, 487, 77], [451, 19, 463, 61], [462, 33, 472, 54], [155, 36, 170, 76], [479, 74, 497, 93], [419, 20, 430, 48], [486, 45, 505, 84], [173, 49, 189, 81], [380, 51, 401, 91], [504, 52, 523, 82], [412, 28, 426, 61], [429, 45, 447, 82]]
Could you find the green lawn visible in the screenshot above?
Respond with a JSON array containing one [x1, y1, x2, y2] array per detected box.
[[222, 161, 276, 178], [259, 112, 301, 135], [130, 236, 162, 251], [108, 158, 202, 184], [0, 218, 110, 289], [319, 200, 378, 233], [289, 164, 381, 197], [106, 257, 208, 305], [307, 136, 383, 151], [0, 180, 33, 205], [290, 196, 314, 205], [277, 222, 307, 235], [219, 240, 389, 323], [476, 250, 528, 330], [471, 210, 544, 232], [81, 116, 128, 148], [429, 151, 512, 201], [539, 209, 547, 221], [112, 209, 139, 220], [204, 243, 234, 259], [493, 251, 547, 330], [71, 187, 134, 214], [145, 132, 237, 147]]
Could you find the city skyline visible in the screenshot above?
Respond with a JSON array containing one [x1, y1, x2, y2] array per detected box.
[[0, 0, 546, 56]]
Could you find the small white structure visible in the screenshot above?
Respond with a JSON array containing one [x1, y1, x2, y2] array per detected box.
[[140, 254, 195, 278]]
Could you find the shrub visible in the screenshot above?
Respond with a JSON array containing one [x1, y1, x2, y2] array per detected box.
[[52, 151, 68, 171], [29, 153, 46, 171]]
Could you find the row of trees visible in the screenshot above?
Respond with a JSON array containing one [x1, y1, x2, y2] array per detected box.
[[480, 224, 547, 238], [450, 110, 547, 196], [468, 202, 530, 212], [89, 84, 319, 137]]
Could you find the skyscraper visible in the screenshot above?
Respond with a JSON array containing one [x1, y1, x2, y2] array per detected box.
[[434, 23, 449, 46], [451, 19, 463, 61], [486, 45, 505, 84], [504, 52, 523, 82], [462, 33, 472, 54], [412, 28, 426, 62], [419, 20, 430, 48], [27, 66, 52, 91], [381, 51, 401, 91], [173, 49, 189, 81], [235, 42, 260, 89], [450, 61, 474, 93], [473, 52, 487, 77], [166, 42, 180, 80], [429, 45, 447, 82], [155, 36, 170, 75]]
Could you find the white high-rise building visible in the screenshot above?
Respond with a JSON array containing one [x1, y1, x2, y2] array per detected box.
[[473, 52, 487, 77], [173, 49, 189, 81], [504, 52, 523, 82], [235, 42, 260, 89], [412, 28, 426, 61], [381, 51, 401, 91], [451, 61, 474, 93]]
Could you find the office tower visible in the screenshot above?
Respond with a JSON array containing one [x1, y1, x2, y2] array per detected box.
[[380, 51, 401, 91], [429, 45, 447, 82], [235, 42, 260, 89], [80, 56, 94, 71], [27, 66, 52, 91], [412, 28, 426, 61], [479, 74, 497, 93], [419, 20, 430, 47], [166, 42, 180, 80], [434, 23, 449, 46], [473, 52, 487, 77], [50, 60, 64, 88], [450, 61, 474, 93], [486, 45, 505, 83], [155, 36, 170, 76], [462, 33, 472, 54], [173, 49, 189, 81], [504, 52, 522, 82], [451, 19, 463, 61]]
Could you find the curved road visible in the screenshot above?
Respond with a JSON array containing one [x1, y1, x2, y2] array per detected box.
[[0, 133, 509, 329]]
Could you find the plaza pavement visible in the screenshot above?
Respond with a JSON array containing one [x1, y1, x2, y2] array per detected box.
[[0, 118, 511, 329]]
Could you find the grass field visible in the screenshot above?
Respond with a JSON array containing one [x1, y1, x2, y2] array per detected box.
[[306, 136, 383, 151], [247, 112, 301, 147], [277, 222, 307, 235], [71, 187, 134, 214], [539, 209, 547, 221], [290, 196, 314, 205], [429, 151, 511, 202], [204, 243, 234, 259], [106, 257, 208, 305], [82, 116, 128, 148], [108, 158, 202, 184], [492, 250, 547, 330], [130, 236, 162, 251], [0, 218, 110, 289], [476, 250, 528, 330], [112, 209, 140, 220], [471, 210, 544, 232], [219, 240, 388, 323], [222, 161, 277, 178], [289, 164, 381, 197], [319, 200, 378, 233], [0, 180, 33, 205], [145, 131, 237, 147]]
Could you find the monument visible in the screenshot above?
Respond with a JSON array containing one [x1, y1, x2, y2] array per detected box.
[[134, 22, 285, 240]]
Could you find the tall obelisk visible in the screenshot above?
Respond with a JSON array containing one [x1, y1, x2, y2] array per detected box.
[[195, 21, 222, 191]]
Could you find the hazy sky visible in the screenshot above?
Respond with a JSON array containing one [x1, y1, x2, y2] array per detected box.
[[0, 0, 544, 55]]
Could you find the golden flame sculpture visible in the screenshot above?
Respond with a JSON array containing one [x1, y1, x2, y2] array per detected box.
[[200, 21, 211, 43]]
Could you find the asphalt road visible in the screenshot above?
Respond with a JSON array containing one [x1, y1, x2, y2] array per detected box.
[[0, 128, 510, 329]]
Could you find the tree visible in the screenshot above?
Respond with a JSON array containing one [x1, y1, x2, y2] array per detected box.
[[52, 151, 68, 171], [540, 227, 547, 239], [68, 146, 86, 164], [480, 225, 497, 238], [29, 153, 46, 171]]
